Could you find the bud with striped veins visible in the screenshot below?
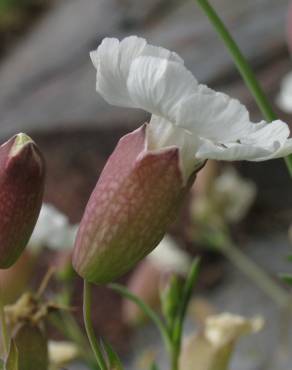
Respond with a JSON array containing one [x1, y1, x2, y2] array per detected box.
[[0, 133, 45, 268]]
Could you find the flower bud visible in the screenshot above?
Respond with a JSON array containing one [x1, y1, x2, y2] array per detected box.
[[0, 133, 45, 268], [73, 124, 198, 283]]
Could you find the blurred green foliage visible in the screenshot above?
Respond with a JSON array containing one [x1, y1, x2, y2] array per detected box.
[[0, 0, 44, 11], [0, 0, 46, 46], [0, 0, 30, 12]]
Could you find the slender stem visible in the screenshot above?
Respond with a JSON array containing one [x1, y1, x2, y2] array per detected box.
[[37, 266, 55, 298], [171, 260, 199, 359], [221, 240, 290, 308], [109, 283, 172, 353], [196, 0, 292, 176], [170, 348, 179, 370], [0, 294, 9, 356], [83, 280, 108, 370], [169, 260, 200, 370]]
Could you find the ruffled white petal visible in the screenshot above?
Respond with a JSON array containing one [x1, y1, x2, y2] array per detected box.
[[91, 35, 292, 164], [176, 89, 260, 141], [90, 36, 183, 107], [127, 56, 281, 143], [197, 121, 292, 161], [128, 56, 198, 124]]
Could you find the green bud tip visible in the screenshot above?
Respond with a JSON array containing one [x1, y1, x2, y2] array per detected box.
[[10, 133, 35, 157]]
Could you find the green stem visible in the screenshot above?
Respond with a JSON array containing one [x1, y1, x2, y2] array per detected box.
[[0, 295, 9, 356], [83, 280, 108, 370], [171, 260, 199, 358], [196, 0, 292, 176], [109, 283, 172, 353], [169, 260, 200, 370], [170, 348, 179, 370]]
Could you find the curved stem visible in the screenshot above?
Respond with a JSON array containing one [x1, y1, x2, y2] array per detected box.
[[196, 0, 292, 176], [170, 348, 179, 370], [109, 283, 172, 353], [83, 280, 108, 370], [0, 293, 9, 356]]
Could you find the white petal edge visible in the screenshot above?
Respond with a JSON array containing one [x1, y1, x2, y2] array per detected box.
[[196, 127, 292, 161], [90, 36, 183, 108], [127, 56, 288, 144]]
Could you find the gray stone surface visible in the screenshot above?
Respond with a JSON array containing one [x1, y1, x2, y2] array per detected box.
[[0, 0, 290, 139]]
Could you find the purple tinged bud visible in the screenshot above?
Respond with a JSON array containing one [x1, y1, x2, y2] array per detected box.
[[0, 133, 45, 268], [73, 124, 198, 284]]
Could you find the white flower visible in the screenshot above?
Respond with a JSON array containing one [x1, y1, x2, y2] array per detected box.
[[277, 71, 292, 113], [147, 235, 191, 276], [29, 203, 78, 251], [179, 312, 264, 370], [48, 341, 79, 366], [90, 36, 292, 182], [205, 313, 263, 347], [212, 167, 257, 223]]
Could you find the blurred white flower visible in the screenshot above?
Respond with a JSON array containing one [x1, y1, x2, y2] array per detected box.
[[48, 341, 79, 367], [29, 203, 78, 251], [179, 313, 264, 370], [212, 167, 257, 223], [147, 235, 191, 276], [192, 167, 256, 225], [205, 313, 263, 346], [91, 36, 292, 182], [277, 71, 292, 113]]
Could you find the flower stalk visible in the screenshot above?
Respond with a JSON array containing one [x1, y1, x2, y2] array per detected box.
[[0, 295, 9, 356], [196, 0, 292, 176], [83, 280, 108, 370]]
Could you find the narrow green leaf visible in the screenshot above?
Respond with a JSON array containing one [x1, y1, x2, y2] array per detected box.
[[5, 341, 19, 370], [172, 258, 200, 343], [160, 276, 183, 332], [101, 339, 124, 370], [108, 283, 171, 349]]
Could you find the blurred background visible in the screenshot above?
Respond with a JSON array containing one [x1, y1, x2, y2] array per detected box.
[[0, 0, 292, 369]]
